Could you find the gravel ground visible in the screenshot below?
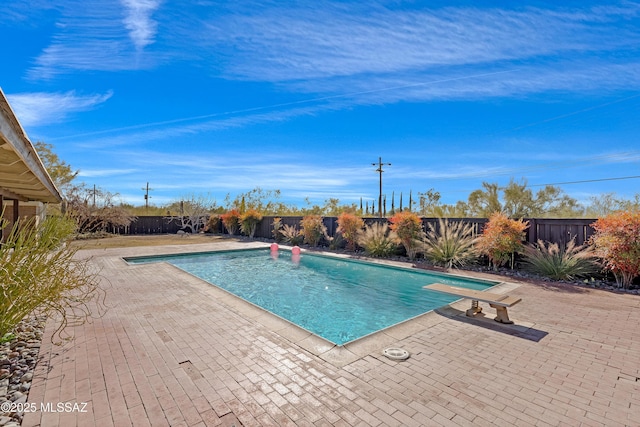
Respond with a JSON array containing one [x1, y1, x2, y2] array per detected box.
[[0, 316, 46, 427]]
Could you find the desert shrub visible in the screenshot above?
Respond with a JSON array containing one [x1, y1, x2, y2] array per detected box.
[[357, 223, 398, 257], [423, 218, 479, 269], [590, 211, 640, 288], [328, 232, 345, 250], [300, 215, 327, 246], [280, 224, 304, 245], [220, 209, 240, 235], [0, 216, 105, 341], [389, 211, 425, 260], [272, 217, 283, 242], [521, 239, 600, 281], [239, 209, 263, 238], [204, 214, 220, 233], [64, 183, 134, 233], [476, 212, 529, 270], [336, 212, 364, 251]]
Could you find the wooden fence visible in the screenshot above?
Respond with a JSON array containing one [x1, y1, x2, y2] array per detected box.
[[111, 215, 598, 247]]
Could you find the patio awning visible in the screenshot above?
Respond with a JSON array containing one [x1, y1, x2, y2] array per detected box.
[[0, 87, 62, 204]]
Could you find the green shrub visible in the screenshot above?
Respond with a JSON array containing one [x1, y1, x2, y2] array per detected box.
[[300, 215, 327, 246], [204, 215, 220, 233], [0, 216, 105, 341], [590, 211, 640, 288], [423, 218, 479, 268], [336, 212, 364, 251], [357, 223, 398, 257], [522, 239, 600, 281], [476, 212, 529, 269], [328, 232, 344, 250], [220, 209, 240, 235], [239, 209, 262, 238], [389, 211, 425, 260]]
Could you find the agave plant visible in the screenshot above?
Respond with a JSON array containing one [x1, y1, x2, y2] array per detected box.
[[422, 218, 479, 269], [521, 239, 600, 281], [357, 223, 398, 258]]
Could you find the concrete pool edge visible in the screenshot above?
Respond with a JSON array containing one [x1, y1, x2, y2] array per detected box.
[[110, 241, 526, 367]]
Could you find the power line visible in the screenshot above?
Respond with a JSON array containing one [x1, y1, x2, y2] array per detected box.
[[433, 174, 640, 195], [529, 175, 640, 187], [496, 92, 640, 135], [423, 150, 640, 182]]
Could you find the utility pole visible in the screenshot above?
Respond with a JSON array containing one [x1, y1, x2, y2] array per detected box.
[[142, 182, 154, 210], [372, 157, 391, 218]]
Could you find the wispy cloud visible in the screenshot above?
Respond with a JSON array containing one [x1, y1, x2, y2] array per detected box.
[[28, 0, 160, 79], [120, 0, 160, 50], [0, 0, 56, 24], [200, 2, 640, 82], [58, 100, 332, 146], [78, 168, 138, 178], [88, 148, 371, 195], [57, 61, 640, 147], [24, 1, 640, 149], [56, 1, 640, 140], [6, 90, 113, 127]]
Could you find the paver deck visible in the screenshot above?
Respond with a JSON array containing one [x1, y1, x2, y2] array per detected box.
[[22, 240, 640, 426]]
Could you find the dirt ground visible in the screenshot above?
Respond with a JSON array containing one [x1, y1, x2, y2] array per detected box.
[[70, 233, 240, 250]]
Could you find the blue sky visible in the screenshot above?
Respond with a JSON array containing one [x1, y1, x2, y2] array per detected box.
[[2, 0, 640, 208]]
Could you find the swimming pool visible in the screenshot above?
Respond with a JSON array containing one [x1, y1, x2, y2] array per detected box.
[[126, 248, 499, 345]]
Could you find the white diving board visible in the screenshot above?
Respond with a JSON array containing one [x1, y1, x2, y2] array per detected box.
[[424, 283, 522, 324]]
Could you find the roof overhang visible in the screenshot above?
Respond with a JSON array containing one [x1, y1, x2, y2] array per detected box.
[[0, 87, 62, 203]]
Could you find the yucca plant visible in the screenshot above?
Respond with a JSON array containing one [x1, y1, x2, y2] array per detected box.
[[423, 218, 479, 269], [0, 215, 105, 341], [357, 223, 398, 258], [272, 217, 283, 242], [521, 239, 600, 281], [328, 232, 344, 250]]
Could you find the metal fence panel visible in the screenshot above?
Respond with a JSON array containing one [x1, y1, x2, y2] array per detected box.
[[113, 215, 598, 246]]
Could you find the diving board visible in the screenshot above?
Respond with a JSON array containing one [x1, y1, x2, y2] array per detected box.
[[424, 283, 522, 324]]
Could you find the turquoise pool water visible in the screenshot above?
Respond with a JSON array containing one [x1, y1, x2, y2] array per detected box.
[[126, 249, 498, 345]]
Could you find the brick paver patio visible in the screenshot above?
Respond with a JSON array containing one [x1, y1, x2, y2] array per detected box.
[[22, 241, 640, 426]]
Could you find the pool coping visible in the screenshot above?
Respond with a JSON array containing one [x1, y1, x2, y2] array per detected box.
[[116, 241, 527, 367]]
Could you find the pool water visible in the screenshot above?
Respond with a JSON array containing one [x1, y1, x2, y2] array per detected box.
[[127, 249, 498, 345]]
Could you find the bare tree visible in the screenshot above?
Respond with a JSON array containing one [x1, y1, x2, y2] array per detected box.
[[166, 194, 217, 233], [64, 183, 135, 233]]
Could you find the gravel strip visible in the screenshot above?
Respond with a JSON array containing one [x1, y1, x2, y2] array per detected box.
[[0, 316, 46, 427]]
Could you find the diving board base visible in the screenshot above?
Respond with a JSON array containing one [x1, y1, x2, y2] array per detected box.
[[424, 283, 522, 324]]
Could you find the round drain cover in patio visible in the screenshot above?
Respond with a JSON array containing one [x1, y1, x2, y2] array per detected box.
[[382, 347, 410, 361]]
